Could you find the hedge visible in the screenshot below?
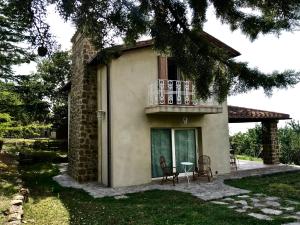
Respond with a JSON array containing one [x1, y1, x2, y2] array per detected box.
[[0, 124, 52, 139]]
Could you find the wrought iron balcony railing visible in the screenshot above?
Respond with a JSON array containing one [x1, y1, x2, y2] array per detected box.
[[148, 79, 218, 106]]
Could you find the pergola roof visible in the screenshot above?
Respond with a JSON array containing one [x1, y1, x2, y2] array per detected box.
[[228, 105, 291, 123]]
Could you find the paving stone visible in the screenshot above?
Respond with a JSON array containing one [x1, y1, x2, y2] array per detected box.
[[250, 198, 260, 203], [242, 206, 253, 210], [9, 205, 23, 214], [254, 203, 266, 208], [280, 206, 295, 211], [261, 208, 283, 215], [114, 195, 128, 200], [235, 209, 247, 213], [296, 212, 300, 216], [265, 196, 280, 201], [223, 197, 235, 202], [237, 195, 250, 198], [211, 201, 228, 205], [286, 200, 300, 205], [7, 213, 22, 222], [253, 193, 265, 197], [283, 215, 300, 220], [265, 201, 281, 207], [6, 221, 22, 225], [10, 200, 22, 206], [282, 223, 300, 225], [248, 213, 273, 221], [228, 205, 237, 209], [234, 200, 248, 206], [13, 195, 24, 201]]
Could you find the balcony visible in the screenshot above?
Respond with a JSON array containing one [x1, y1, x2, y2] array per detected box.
[[145, 79, 223, 114]]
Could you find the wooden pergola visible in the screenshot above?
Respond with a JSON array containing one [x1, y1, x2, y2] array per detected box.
[[228, 105, 291, 164]]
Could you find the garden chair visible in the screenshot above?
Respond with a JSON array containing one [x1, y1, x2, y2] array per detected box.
[[230, 149, 238, 170], [159, 156, 179, 186], [193, 155, 213, 182]]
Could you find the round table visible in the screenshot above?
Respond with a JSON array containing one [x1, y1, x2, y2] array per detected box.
[[180, 162, 194, 185]]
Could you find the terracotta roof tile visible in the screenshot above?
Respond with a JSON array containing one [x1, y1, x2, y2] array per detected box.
[[228, 105, 291, 123], [89, 31, 240, 65]]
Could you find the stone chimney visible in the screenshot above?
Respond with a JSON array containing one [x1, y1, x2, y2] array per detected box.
[[68, 32, 98, 182]]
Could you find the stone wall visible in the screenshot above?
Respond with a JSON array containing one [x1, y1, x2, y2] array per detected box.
[[68, 32, 98, 182], [262, 120, 280, 164]]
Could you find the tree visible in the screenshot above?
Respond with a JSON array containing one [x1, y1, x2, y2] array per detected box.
[[0, 50, 70, 126], [0, 1, 33, 80], [230, 125, 262, 157], [0, 79, 50, 124], [0, 0, 55, 80], [279, 120, 300, 165], [2, 0, 300, 100], [34, 51, 71, 105], [33, 51, 71, 135]]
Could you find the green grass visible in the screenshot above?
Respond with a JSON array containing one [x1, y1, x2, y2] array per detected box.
[[19, 163, 292, 225], [0, 153, 20, 224], [2, 138, 67, 163], [2, 144, 300, 225], [225, 171, 300, 202], [237, 155, 262, 162]]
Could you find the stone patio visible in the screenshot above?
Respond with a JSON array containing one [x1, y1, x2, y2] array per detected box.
[[54, 161, 300, 201], [54, 163, 250, 200], [52, 161, 300, 224]]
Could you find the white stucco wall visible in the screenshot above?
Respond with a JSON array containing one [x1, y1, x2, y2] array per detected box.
[[97, 47, 230, 187]]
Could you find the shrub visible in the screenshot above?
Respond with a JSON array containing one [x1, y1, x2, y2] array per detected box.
[[278, 120, 300, 165], [230, 125, 262, 158], [0, 123, 51, 139], [0, 113, 12, 137]]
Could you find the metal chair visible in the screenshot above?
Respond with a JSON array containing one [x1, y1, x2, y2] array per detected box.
[[159, 156, 179, 186], [194, 155, 213, 182]]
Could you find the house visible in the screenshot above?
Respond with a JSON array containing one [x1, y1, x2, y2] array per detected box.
[[67, 31, 288, 188]]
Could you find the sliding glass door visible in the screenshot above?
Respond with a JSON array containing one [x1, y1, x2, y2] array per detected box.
[[175, 129, 196, 173], [151, 128, 197, 177]]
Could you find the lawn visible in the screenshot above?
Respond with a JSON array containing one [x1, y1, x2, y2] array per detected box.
[[225, 171, 300, 202], [1, 139, 299, 225], [18, 163, 294, 225], [237, 155, 263, 162]]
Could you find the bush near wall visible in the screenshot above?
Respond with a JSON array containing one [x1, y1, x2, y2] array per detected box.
[[0, 124, 51, 139]]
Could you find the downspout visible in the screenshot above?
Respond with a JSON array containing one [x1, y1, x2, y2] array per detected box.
[[106, 63, 112, 187]]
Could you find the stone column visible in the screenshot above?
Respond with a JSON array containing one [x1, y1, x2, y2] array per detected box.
[[68, 32, 98, 182], [262, 120, 280, 164]]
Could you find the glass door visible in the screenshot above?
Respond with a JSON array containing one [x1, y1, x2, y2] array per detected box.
[[151, 129, 172, 178], [174, 129, 197, 173]]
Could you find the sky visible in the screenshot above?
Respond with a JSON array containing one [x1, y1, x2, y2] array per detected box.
[[16, 5, 300, 134]]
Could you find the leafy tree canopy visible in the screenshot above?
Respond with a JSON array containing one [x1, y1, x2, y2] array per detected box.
[[0, 0, 55, 80], [0, 50, 70, 127], [2, 0, 300, 101]]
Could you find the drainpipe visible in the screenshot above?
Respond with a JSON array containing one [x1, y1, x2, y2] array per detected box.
[[106, 63, 112, 187]]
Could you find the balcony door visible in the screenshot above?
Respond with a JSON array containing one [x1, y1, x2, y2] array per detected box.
[[167, 58, 179, 81], [151, 128, 197, 178]]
